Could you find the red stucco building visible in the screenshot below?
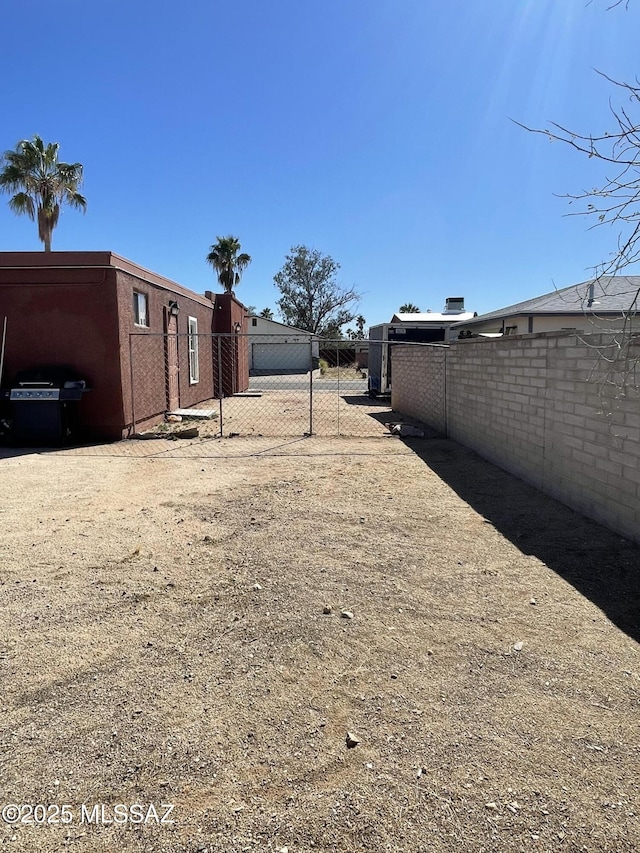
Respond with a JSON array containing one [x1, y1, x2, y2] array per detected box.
[[0, 252, 248, 440]]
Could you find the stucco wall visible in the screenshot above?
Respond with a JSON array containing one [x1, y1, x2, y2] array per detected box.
[[119, 270, 217, 432], [391, 333, 640, 545], [0, 264, 124, 437], [454, 313, 640, 337], [0, 253, 248, 440]]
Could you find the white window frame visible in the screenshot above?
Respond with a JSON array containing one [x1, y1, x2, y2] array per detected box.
[[133, 291, 149, 327], [188, 316, 199, 384]]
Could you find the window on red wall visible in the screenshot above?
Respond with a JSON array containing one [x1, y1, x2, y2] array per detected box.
[[133, 291, 149, 327], [188, 316, 199, 384]]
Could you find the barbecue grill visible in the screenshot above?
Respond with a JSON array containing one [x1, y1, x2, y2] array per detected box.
[[6, 366, 88, 445]]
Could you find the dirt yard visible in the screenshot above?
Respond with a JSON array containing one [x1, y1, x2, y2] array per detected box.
[[0, 434, 638, 853], [145, 389, 392, 439]]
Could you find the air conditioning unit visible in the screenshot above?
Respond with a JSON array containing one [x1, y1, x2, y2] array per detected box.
[[444, 297, 465, 313]]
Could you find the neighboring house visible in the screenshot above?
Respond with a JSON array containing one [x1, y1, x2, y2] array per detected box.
[[0, 251, 248, 440], [386, 297, 477, 342], [451, 276, 640, 338], [367, 298, 477, 395], [247, 315, 319, 374]]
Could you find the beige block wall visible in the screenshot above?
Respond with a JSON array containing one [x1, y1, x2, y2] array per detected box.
[[391, 344, 447, 434], [391, 333, 640, 545]]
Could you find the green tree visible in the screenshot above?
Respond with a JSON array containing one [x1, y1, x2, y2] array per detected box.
[[260, 307, 274, 320], [0, 135, 86, 252], [274, 245, 360, 336], [399, 303, 420, 313], [346, 315, 367, 339], [206, 236, 251, 292]]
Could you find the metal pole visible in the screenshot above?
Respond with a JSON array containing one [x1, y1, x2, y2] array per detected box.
[[308, 338, 314, 436], [129, 334, 137, 435], [217, 335, 223, 437], [0, 317, 7, 388], [335, 342, 340, 436]]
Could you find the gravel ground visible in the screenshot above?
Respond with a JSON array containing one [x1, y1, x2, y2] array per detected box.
[[0, 434, 638, 853]]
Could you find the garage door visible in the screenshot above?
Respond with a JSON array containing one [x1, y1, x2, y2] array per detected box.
[[251, 342, 312, 373]]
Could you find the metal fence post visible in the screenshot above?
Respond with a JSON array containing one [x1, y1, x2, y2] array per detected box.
[[129, 333, 137, 435], [217, 335, 223, 437], [309, 338, 314, 435], [336, 341, 340, 436]]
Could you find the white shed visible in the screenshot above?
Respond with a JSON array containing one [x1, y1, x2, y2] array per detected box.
[[247, 316, 320, 374]]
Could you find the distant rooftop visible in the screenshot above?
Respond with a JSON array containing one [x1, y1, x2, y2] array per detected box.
[[391, 311, 476, 323]]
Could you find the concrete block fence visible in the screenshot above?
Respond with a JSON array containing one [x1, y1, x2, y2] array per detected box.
[[391, 333, 640, 545]]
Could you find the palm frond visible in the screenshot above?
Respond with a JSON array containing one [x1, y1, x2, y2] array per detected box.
[[8, 192, 35, 219], [0, 135, 86, 249], [205, 236, 252, 291]]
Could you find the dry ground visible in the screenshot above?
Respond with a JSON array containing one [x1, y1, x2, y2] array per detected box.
[[0, 434, 638, 853], [150, 389, 391, 439]]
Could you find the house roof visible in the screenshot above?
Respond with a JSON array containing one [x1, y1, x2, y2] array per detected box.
[[390, 311, 476, 323], [248, 314, 316, 336], [453, 276, 640, 327]]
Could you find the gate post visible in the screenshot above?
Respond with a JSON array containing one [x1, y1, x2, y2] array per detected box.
[[336, 342, 340, 436], [217, 335, 224, 437], [309, 338, 314, 436]]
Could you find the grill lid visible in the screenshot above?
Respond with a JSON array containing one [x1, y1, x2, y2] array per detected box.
[[12, 365, 84, 389]]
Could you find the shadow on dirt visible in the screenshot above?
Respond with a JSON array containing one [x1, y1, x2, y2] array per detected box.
[[400, 434, 640, 644]]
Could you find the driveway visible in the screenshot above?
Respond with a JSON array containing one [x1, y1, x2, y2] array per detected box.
[[0, 435, 637, 852]]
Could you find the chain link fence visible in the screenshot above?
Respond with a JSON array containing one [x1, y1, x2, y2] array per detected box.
[[129, 333, 393, 438]]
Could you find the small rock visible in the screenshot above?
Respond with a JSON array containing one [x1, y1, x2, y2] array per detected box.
[[513, 641, 524, 652], [346, 731, 360, 749], [340, 610, 354, 620], [166, 414, 182, 423], [485, 802, 498, 811], [530, 598, 537, 605], [252, 583, 262, 591], [323, 604, 333, 615]]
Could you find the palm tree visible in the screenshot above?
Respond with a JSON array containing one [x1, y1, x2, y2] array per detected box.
[[205, 236, 251, 292], [260, 307, 274, 320], [0, 135, 86, 251], [399, 303, 420, 313]]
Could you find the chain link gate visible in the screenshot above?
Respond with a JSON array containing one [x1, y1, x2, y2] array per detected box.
[[128, 333, 392, 438]]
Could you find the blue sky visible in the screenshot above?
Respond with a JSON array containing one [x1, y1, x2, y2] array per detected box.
[[1, 0, 638, 326]]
